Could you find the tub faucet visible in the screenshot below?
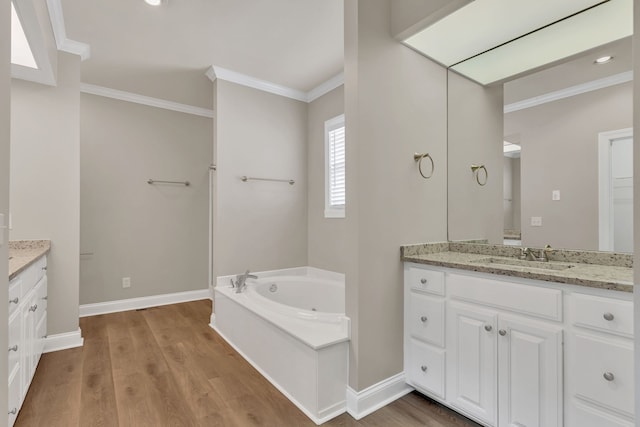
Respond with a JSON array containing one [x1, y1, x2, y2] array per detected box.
[[233, 270, 258, 293]]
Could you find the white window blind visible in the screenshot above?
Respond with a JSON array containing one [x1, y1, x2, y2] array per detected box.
[[325, 114, 345, 218]]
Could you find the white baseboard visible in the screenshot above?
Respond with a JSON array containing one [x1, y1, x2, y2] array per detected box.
[[346, 373, 413, 420], [80, 289, 211, 317], [44, 328, 84, 353]]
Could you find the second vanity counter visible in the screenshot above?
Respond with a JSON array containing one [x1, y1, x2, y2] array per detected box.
[[9, 240, 51, 280], [401, 241, 633, 292]]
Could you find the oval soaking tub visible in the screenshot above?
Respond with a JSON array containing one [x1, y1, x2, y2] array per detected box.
[[211, 267, 350, 425]]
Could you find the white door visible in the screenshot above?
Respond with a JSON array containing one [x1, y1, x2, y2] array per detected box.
[[611, 137, 633, 253], [447, 302, 497, 425], [497, 315, 563, 427]]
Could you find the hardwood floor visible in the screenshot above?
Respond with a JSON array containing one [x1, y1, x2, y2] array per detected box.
[[15, 300, 480, 427]]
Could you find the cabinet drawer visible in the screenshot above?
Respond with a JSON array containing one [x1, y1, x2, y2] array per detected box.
[[572, 334, 634, 417], [448, 273, 562, 321], [408, 292, 444, 347], [570, 401, 633, 427], [407, 338, 445, 399], [8, 368, 20, 427], [407, 267, 444, 296], [572, 294, 633, 338], [8, 278, 21, 316], [8, 310, 20, 376]]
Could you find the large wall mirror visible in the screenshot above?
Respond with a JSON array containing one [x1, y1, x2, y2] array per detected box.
[[407, 0, 633, 253]]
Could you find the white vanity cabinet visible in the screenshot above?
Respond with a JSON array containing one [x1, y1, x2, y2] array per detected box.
[[8, 256, 47, 427], [403, 262, 633, 427]]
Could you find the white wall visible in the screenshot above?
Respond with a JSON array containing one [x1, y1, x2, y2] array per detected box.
[[307, 85, 347, 272], [79, 94, 212, 304], [213, 80, 308, 278], [10, 52, 81, 336], [345, 0, 448, 390], [506, 82, 632, 250], [0, 0, 10, 419]]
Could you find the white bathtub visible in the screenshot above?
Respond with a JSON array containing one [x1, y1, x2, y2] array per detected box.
[[210, 267, 350, 425]]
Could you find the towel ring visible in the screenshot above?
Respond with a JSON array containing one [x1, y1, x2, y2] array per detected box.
[[414, 153, 434, 179], [470, 164, 488, 186]]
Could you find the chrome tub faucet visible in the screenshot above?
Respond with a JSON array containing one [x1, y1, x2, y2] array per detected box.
[[231, 269, 258, 293]]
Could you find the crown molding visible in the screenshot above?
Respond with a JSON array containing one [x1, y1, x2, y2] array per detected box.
[[46, 0, 91, 60], [206, 66, 344, 103], [80, 83, 214, 118], [307, 72, 344, 102], [504, 71, 633, 114]]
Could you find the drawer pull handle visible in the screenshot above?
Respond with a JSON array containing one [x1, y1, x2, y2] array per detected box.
[[8, 298, 18, 304], [420, 278, 427, 285], [8, 345, 18, 352], [29, 304, 38, 312], [498, 329, 507, 336], [8, 408, 17, 415], [420, 316, 428, 323], [603, 372, 615, 382], [603, 312, 614, 321], [42, 266, 47, 271], [484, 325, 493, 332], [421, 365, 428, 372]]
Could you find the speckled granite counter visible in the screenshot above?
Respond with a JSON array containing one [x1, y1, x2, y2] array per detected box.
[[401, 242, 633, 292], [8, 240, 51, 280]]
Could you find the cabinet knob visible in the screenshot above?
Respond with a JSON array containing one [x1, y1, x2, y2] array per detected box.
[[29, 304, 38, 312], [420, 316, 428, 323], [603, 312, 614, 321], [420, 278, 427, 285], [43, 296, 48, 301], [8, 408, 16, 415], [498, 329, 507, 336], [603, 372, 615, 382], [484, 325, 493, 332], [8, 345, 17, 352], [42, 266, 47, 271], [8, 297, 18, 304], [420, 365, 428, 372]]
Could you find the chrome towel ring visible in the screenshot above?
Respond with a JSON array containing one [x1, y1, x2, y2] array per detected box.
[[470, 164, 488, 186], [414, 153, 434, 179]]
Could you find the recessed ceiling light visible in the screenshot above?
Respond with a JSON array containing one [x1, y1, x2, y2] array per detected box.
[[594, 55, 613, 64], [145, 0, 162, 6]]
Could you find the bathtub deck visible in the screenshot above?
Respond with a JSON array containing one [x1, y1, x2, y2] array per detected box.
[[15, 300, 479, 427]]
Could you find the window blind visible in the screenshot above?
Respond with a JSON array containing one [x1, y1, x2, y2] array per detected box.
[[328, 125, 345, 208]]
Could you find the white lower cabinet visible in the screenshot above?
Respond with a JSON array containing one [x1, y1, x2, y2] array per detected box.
[[8, 257, 47, 427], [404, 262, 633, 427]]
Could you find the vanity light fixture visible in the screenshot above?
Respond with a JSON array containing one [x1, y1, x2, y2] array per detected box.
[[144, 0, 163, 6], [594, 55, 613, 64]]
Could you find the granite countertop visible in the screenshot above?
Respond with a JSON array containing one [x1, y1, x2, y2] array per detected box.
[[401, 242, 633, 293], [9, 240, 51, 281]]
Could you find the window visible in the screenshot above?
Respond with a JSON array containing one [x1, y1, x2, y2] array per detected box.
[[325, 114, 345, 218]]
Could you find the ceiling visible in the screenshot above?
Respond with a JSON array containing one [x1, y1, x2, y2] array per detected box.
[[59, 0, 344, 109]]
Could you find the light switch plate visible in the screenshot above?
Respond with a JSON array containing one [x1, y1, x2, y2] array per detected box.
[[531, 216, 542, 226], [552, 190, 560, 201]]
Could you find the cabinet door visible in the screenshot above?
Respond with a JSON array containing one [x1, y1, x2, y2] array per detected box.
[[447, 302, 497, 426], [497, 316, 563, 427], [20, 291, 36, 399]]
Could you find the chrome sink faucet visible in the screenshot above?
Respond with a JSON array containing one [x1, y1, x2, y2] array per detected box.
[[520, 245, 553, 262], [520, 247, 536, 261], [231, 269, 258, 293]]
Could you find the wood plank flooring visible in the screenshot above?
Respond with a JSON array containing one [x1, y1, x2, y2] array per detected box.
[[15, 300, 480, 427]]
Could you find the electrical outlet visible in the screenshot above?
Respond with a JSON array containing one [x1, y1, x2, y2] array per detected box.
[[122, 277, 131, 288], [531, 216, 542, 227]]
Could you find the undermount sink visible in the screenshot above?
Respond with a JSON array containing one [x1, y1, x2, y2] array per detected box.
[[472, 257, 575, 271]]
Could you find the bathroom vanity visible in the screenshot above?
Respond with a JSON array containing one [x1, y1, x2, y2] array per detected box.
[[402, 242, 633, 427], [8, 240, 49, 427]]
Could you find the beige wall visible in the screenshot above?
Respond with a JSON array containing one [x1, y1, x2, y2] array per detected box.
[[307, 85, 347, 272], [79, 94, 212, 304], [10, 52, 81, 336], [213, 80, 308, 277], [506, 82, 632, 250], [345, 0, 448, 390], [390, 0, 470, 40], [447, 70, 504, 244], [0, 0, 10, 417]]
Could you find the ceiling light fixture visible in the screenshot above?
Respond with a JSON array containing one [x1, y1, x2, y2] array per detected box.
[[144, 0, 162, 6], [594, 55, 613, 64]]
